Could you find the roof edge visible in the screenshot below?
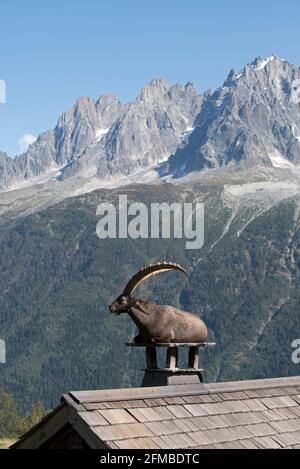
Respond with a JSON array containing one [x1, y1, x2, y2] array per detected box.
[[11, 403, 68, 449]]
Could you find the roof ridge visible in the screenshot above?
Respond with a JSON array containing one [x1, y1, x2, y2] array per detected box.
[[66, 376, 300, 405]]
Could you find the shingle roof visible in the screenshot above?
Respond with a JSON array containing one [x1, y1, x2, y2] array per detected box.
[[63, 376, 300, 449]]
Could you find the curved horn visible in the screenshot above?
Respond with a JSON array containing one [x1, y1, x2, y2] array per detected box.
[[123, 262, 188, 297]]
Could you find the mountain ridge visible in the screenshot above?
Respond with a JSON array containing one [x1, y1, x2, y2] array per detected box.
[[2, 55, 300, 197], [167, 54, 300, 176], [0, 79, 202, 192]]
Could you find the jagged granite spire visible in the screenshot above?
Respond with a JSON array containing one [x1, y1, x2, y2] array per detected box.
[[167, 55, 300, 177]]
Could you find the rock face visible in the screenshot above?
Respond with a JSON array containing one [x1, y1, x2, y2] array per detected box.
[[2, 55, 300, 192], [0, 151, 16, 189], [61, 79, 202, 180], [12, 94, 126, 184], [14, 130, 57, 182], [103, 79, 201, 174], [0, 79, 202, 191], [168, 55, 300, 176]]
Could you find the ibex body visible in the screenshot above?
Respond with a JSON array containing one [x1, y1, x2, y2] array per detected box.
[[109, 262, 208, 344]]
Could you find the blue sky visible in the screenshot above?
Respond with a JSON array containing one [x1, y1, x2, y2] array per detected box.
[[0, 0, 300, 157]]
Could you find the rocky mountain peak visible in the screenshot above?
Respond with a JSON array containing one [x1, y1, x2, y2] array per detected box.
[[138, 78, 170, 102], [0, 151, 17, 190], [185, 80, 195, 89], [168, 56, 300, 177], [249, 54, 284, 71], [57, 96, 97, 127], [2, 56, 300, 194], [221, 55, 290, 87], [96, 94, 125, 128]]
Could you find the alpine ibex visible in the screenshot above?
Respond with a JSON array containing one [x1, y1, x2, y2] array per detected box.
[[109, 262, 208, 344]]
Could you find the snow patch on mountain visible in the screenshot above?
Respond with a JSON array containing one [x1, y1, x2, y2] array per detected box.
[[181, 126, 195, 144], [94, 128, 110, 142], [255, 56, 276, 70], [254, 54, 284, 71], [269, 151, 294, 169]]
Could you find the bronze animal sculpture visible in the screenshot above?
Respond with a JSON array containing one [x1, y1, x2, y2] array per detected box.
[[109, 262, 208, 344]]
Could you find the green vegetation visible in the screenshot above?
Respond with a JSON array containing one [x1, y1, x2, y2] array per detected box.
[[0, 439, 15, 449], [0, 183, 299, 422], [0, 389, 45, 442]]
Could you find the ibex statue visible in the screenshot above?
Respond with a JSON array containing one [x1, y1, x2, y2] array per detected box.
[[109, 262, 208, 344]]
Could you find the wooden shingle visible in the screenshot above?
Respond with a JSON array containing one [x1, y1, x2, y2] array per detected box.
[[241, 399, 268, 412], [272, 432, 299, 447], [110, 400, 147, 409], [78, 410, 109, 427], [171, 417, 199, 433], [228, 425, 253, 440], [144, 398, 167, 407], [191, 415, 229, 430], [198, 428, 237, 445], [144, 419, 182, 436], [164, 396, 185, 405], [289, 406, 300, 418], [186, 401, 249, 416], [270, 418, 300, 433], [183, 404, 209, 417], [259, 396, 297, 409], [167, 405, 193, 418], [93, 422, 153, 441], [213, 440, 246, 449], [293, 395, 300, 405], [273, 407, 298, 419], [116, 439, 145, 449], [218, 392, 249, 401], [239, 439, 261, 449], [159, 433, 197, 449], [98, 409, 137, 425], [152, 436, 175, 449], [258, 409, 289, 422], [128, 406, 174, 422], [83, 402, 112, 411], [221, 411, 261, 427], [246, 423, 277, 437], [253, 436, 282, 449], [188, 431, 211, 446], [183, 394, 222, 404]]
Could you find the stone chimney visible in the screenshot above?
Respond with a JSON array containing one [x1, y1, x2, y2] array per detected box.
[[126, 342, 215, 387]]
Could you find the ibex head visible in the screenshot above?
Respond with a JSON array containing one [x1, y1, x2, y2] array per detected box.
[[109, 262, 187, 315], [109, 295, 131, 315]]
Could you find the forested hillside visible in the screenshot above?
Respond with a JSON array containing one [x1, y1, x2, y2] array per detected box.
[[0, 181, 300, 412]]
